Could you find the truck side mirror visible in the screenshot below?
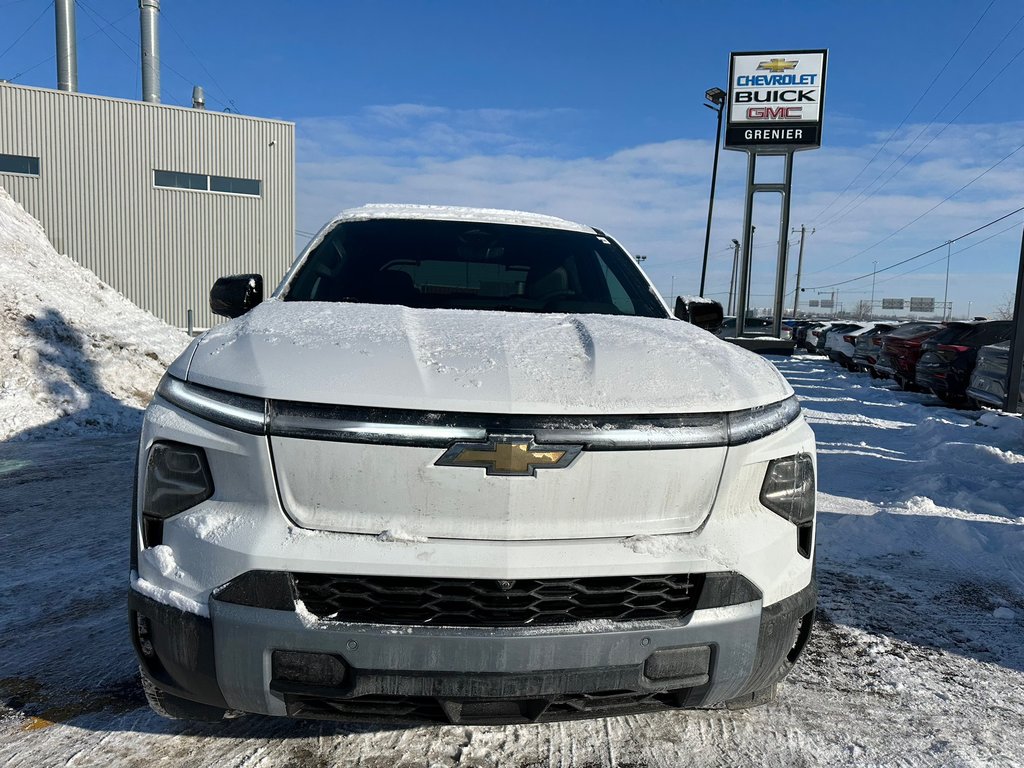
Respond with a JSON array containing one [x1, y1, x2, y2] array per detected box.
[[674, 296, 724, 332], [210, 274, 263, 318]]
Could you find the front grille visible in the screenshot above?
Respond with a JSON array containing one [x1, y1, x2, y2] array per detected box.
[[292, 573, 703, 627]]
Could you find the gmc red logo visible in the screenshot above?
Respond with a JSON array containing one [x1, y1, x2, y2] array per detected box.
[[746, 106, 803, 119]]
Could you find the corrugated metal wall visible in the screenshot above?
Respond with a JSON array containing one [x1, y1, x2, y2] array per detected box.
[[0, 83, 295, 329]]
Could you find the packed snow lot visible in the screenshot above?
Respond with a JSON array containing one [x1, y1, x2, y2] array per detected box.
[[2, 357, 1023, 767]]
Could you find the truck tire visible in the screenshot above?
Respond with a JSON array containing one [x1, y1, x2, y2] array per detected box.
[[723, 683, 778, 710], [140, 670, 228, 722]]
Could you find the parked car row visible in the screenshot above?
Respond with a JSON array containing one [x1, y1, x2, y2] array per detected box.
[[798, 318, 1021, 411]]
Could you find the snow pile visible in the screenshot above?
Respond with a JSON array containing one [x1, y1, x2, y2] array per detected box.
[[0, 186, 189, 440]]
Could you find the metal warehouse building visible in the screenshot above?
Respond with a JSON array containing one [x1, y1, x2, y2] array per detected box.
[[1, 76, 294, 330]]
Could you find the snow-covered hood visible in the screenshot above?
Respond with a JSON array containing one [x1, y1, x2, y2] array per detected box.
[[179, 300, 791, 415]]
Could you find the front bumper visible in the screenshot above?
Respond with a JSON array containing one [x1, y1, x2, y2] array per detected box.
[[131, 577, 816, 724], [131, 393, 818, 723]]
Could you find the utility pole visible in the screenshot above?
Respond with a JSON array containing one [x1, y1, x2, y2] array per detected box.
[[870, 260, 877, 320], [790, 225, 810, 319], [728, 239, 740, 315], [943, 240, 952, 321]]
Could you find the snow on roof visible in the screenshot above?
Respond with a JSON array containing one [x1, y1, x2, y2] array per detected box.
[[325, 203, 596, 234], [0, 185, 189, 440]]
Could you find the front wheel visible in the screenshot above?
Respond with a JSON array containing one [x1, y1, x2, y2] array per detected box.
[[723, 683, 778, 710], [141, 671, 229, 722]]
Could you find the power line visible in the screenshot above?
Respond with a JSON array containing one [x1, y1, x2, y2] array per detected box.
[[809, 0, 996, 224], [76, 0, 136, 66], [804, 204, 1024, 291], [872, 217, 1022, 288], [160, 7, 238, 112], [0, 1, 53, 63], [72, 0, 235, 109], [9, 7, 136, 81], [819, 26, 1024, 230], [805, 138, 1024, 277]]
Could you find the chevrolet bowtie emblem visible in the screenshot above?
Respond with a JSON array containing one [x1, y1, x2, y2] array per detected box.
[[435, 435, 582, 477], [757, 58, 798, 73]]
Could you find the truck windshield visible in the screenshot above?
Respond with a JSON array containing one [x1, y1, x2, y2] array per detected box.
[[284, 219, 668, 318]]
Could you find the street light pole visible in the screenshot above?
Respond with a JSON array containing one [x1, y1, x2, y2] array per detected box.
[[698, 87, 726, 298]]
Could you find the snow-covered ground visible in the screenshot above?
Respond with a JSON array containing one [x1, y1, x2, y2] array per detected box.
[[2, 189, 1023, 765]]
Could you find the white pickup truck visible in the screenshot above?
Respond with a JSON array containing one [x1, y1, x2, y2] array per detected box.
[[129, 205, 817, 725]]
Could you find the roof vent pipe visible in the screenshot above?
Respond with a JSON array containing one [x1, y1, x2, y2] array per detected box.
[[139, 0, 160, 103], [192, 85, 206, 110], [55, 0, 78, 92]]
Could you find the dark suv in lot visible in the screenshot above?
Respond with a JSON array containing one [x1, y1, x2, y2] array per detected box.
[[917, 321, 1014, 404], [968, 340, 1024, 412], [875, 323, 944, 389]]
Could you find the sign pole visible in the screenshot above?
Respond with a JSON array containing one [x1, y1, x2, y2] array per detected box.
[[772, 152, 795, 338]]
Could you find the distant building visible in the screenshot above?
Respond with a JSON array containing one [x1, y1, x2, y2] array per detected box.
[[0, 81, 294, 329]]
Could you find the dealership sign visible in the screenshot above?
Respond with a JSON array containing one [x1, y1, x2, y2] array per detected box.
[[725, 49, 827, 151]]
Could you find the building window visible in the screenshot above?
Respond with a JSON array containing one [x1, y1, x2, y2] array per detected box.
[[210, 175, 261, 196], [154, 169, 261, 197], [154, 169, 207, 190], [0, 153, 41, 176]]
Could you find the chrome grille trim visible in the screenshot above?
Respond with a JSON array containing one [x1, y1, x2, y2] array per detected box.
[[157, 374, 800, 449]]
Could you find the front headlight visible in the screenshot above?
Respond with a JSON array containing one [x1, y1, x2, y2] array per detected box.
[[760, 453, 815, 558], [760, 453, 815, 524], [140, 441, 214, 548]]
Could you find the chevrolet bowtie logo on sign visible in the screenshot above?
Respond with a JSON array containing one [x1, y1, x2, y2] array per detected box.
[[435, 435, 582, 477], [757, 58, 798, 73]]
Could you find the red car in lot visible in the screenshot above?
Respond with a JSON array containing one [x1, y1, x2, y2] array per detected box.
[[874, 322, 943, 390]]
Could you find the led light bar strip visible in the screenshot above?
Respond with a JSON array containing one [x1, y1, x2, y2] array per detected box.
[[156, 375, 800, 449]]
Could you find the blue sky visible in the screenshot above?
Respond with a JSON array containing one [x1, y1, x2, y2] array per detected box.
[[2, 0, 1023, 315]]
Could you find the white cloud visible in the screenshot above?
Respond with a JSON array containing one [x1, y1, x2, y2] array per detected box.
[[294, 107, 1024, 316]]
